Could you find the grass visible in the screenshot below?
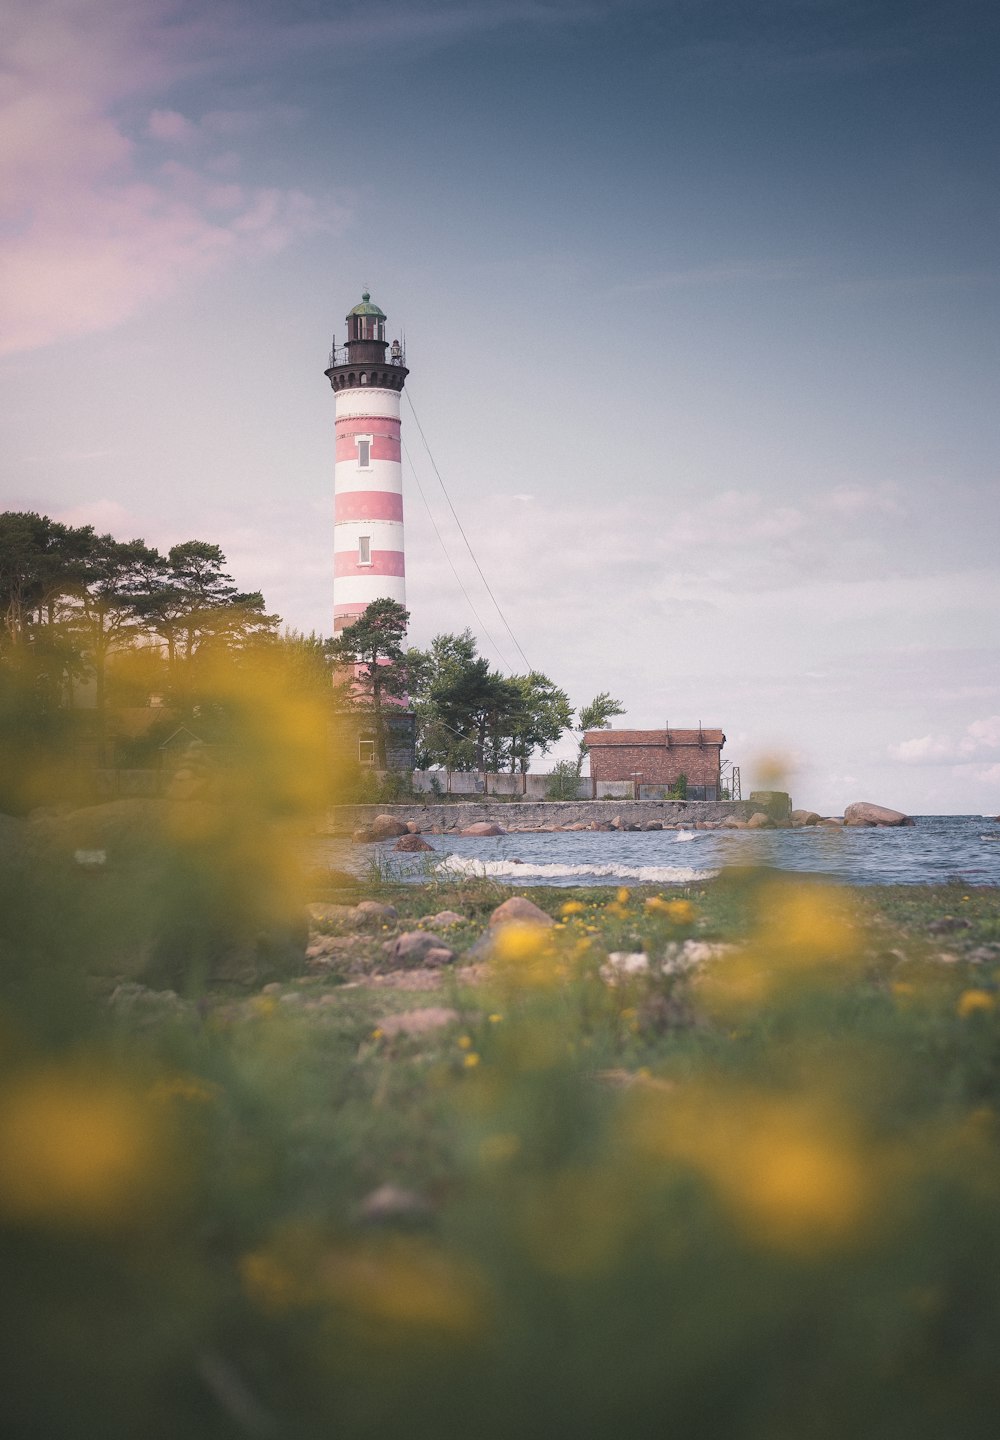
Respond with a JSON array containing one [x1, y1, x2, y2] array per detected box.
[[4, 860, 1000, 1438]]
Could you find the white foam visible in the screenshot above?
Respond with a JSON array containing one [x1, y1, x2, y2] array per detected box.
[[435, 856, 712, 884], [672, 830, 698, 842]]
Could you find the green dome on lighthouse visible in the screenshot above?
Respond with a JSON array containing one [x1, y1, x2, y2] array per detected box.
[[348, 291, 386, 320]]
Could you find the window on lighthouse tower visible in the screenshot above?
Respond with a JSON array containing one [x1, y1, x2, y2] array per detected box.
[[358, 536, 372, 566], [357, 436, 371, 468]]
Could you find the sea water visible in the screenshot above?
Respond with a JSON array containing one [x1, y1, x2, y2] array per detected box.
[[318, 814, 1000, 888]]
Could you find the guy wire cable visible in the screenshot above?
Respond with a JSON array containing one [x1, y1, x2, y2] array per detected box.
[[404, 389, 532, 671], [401, 436, 516, 674]]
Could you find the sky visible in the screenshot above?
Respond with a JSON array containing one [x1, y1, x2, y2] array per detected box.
[[3, 0, 999, 814]]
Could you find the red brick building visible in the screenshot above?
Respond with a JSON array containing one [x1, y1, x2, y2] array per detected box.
[[584, 728, 726, 800]]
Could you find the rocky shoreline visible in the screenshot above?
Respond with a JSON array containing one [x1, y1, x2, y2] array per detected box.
[[333, 798, 915, 843]]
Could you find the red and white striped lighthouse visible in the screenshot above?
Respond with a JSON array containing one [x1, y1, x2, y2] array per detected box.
[[325, 292, 409, 634]]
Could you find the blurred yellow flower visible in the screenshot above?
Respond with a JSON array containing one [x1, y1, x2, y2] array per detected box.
[[457, 1035, 473, 1050], [644, 897, 695, 924], [756, 881, 857, 963], [240, 1250, 304, 1314], [0, 1065, 168, 1228], [488, 1013, 504, 1024], [463, 1053, 481, 1069], [148, 1074, 219, 1106], [492, 922, 545, 963], [491, 922, 561, 987], [560, 900, 585, 917], [252, 996, 277, 1018], [698, 881, 860, 1016], [957, 989, 995, 1018], [321, 1239, 486, 1337], [616, 888, 631, 905], [628, 1084, 871, 1252], [753, 752, 791, 788], [478, 1132, 521, 1165]]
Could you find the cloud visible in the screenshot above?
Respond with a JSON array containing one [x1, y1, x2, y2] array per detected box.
[[888, 716, 1000, 766], [0, 0, 347, 356], [146, 108, 198, 143]]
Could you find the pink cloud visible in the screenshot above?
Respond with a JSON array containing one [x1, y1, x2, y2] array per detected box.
[[147, 108, 198, 143], [0, 0, 347, 357]]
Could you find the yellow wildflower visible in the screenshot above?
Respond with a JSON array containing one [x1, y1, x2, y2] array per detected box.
[[321, 1239, 486, 1337], [492, 922, 545, 963], [148, 1074, 218, 1105], [560, 900, 585, 917], [491, 922, 560, 987], [0, 1065, 167, 1228], [463, 1052, 481, 1068], [957, 989, 995, 1018], [487, 1013, 504, 1024], [644, 897, 695, 923], [616, 888, 631, 905], [457, 1035, 473, 1050], [240, 1250, 304, 1314], [478, 1132, 520, 1165], [628, 1083, 871, 1253]]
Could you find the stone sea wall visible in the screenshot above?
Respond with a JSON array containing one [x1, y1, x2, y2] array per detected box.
[[321, 798, 761, 836]]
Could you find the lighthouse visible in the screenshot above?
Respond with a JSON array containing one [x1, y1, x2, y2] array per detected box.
[[325, 292, 409, 634]]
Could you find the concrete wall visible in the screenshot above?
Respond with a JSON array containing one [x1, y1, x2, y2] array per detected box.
[[321, 798, 760, 835], [413, 770, 591, 799]]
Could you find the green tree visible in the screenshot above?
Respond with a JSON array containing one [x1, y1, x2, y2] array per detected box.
[[509, 671, 573, 773], [409, 630, 483, 771], [409, 630, 524, 772], [327, 599, 411, 769], [574, 691, 626, 775], [141, 541, 277, 669], [63, 533, 166, 759]]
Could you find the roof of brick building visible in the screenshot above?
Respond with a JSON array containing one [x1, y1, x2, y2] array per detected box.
[[584, 728, 725, 747]]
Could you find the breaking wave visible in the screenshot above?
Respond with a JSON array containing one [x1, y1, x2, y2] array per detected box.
[[436, 856, 713, 884]]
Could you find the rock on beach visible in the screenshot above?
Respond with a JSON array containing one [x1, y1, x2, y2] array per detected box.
[[488, 897, 554, 928]]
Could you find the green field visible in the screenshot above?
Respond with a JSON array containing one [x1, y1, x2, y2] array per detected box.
[[3, 861, 1000, 1438]]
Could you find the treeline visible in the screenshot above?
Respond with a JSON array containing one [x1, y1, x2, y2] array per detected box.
[[1, 510, 279, 706], [1, 512, 622, 808], [0, 512, 291, 805]]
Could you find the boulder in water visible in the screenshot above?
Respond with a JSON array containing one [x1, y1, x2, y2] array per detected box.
[[843, 801, 914, 827]]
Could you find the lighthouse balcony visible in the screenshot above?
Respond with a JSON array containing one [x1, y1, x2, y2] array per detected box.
[[328, 342, 406, 369]]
